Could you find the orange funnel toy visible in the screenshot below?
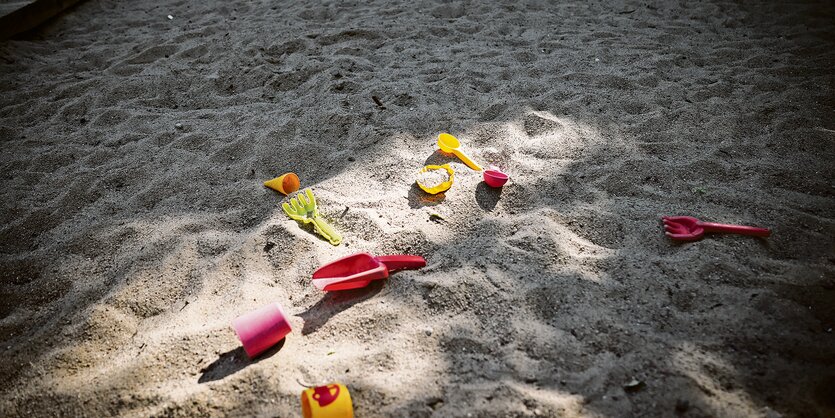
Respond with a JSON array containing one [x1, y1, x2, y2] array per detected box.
[[264, 172, 300, 195], [438, 133, 482, 171], [312, 253, 426, 291]]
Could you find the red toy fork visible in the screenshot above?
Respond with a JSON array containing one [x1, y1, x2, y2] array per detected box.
[[662, 216, 771, 241]]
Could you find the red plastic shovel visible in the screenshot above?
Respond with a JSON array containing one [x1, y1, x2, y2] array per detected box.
[[312, 253, 426, 291], [662, 216, 771, 241]]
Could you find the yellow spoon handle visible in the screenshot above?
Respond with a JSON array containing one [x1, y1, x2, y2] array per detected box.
[[453, 149, 483, 171], [312, 216, 342, 246]]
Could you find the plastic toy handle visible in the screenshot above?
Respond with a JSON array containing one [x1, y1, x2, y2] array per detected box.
[[312, 216, 342, 245], [699, 222, 771, 237], [452, 149, 483, 171], [376, 255, 427, 272]]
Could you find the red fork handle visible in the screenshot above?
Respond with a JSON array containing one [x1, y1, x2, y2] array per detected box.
[[699, 222, 771, 237], [375, 255, 427, 272]]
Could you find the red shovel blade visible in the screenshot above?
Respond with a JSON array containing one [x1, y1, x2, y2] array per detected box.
[[311, 253, 427, 292], [312, 253, 388, 291]]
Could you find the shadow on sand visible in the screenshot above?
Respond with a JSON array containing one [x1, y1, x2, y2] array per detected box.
[[475, 181, 502, 211], [198, 339, 286, 384], [297, 281, 384, 335]]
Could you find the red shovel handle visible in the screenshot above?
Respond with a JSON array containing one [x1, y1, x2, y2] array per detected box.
[[375, 255, 426, 272], [699, 222, 771, 237]]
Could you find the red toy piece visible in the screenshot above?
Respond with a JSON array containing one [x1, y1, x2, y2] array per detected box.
[[662, 216, 771, 241], [312, 253, 426, 291], [312, 385, 340, 407], [483, 168, 509, 188]]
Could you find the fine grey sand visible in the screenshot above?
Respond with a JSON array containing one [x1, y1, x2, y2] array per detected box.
[[1, 1, 834, 417]]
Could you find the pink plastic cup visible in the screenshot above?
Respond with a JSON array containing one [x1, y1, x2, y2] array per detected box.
[[483, 168, 509, 188], [232, 302, 292, 358]]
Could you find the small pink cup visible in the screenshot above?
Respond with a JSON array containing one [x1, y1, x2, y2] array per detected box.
[[232, 302, 292, 358], [483, 168, 509, 188]]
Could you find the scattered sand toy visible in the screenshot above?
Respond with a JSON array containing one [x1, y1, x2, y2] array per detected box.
[[312, 253, 426, 291], [438, 133, 483, 171], [416, 164, 455, 194], [264, 172, 300, 195], [301, 383, 353, 418], [483, 167, 509, 188], [283, 188, 342, 245], [662, 216, 771, 241], [232, 302, 292, 358]]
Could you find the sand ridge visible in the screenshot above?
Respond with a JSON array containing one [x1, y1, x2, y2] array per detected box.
[[1, 0, 834, 417]]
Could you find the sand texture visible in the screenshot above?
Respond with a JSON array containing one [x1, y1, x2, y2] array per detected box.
[[1, 0, 834, 417]]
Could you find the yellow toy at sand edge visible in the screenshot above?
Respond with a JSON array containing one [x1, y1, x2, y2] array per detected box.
[[282, 188, 342, 245], [301, 383, 353, 418], [264, 172, 300, 195], [438, 133, 483, 171], [416, 164, 455, 194]]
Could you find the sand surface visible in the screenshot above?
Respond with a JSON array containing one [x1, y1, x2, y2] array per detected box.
[[1, 1, 834, 417]]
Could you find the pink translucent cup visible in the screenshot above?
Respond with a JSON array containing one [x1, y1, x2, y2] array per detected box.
[[232, 302, 292, 358]]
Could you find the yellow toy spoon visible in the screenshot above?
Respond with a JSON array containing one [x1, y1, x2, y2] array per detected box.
[[437, 133, 482, 171]]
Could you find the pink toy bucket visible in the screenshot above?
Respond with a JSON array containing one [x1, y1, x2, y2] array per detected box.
[[232, 302, 292, 358], [483, 169, 509, 188]]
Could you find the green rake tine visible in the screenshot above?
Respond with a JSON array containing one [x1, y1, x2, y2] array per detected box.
[[305, 189, 317, 211]]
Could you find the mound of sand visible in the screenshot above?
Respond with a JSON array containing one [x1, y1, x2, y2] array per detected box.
[[1, 1, 834, 417]]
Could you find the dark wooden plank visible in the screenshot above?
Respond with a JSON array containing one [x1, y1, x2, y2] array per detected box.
[[0, 0, 85, 40], [0, 1, 37, 18]]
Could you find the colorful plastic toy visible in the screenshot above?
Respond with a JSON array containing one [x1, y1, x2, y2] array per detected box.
[[232, 302, 292, 358], [264, 172, 300, 195], [416, 164, 455, 194], [312, 253, 427, 291], [483, 168, 509, 188], [283, 189, 342, 245], [301, 383, 353, 418], [662, 216, 771, 241], [438, 133, 483, 171]]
